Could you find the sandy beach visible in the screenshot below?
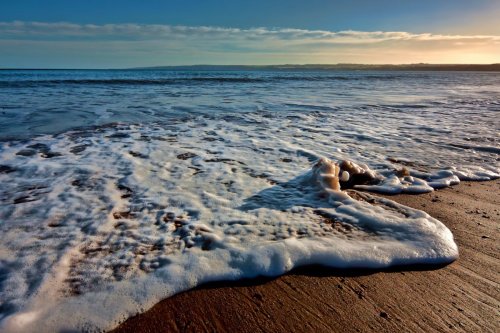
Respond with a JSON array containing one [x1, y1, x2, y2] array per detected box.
[[112, 179, 499, 333]]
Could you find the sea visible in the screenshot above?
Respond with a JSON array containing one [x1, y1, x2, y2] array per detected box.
[[0, 69, 498, 332]]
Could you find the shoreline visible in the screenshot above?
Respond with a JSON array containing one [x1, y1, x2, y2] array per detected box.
[[112, 179, 499, 333]]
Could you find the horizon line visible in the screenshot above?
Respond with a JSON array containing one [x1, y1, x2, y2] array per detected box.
[[1, 63, 500, 71]]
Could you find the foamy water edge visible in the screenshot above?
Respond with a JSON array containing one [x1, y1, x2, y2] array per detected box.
[[1, 113, 498, 331]]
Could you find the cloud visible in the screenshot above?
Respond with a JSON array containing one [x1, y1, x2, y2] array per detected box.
[[0, 21, 499, 67], [1, 21, 499, 43]]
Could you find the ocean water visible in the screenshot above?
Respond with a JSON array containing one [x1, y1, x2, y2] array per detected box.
[[0, 70, 498, 332]]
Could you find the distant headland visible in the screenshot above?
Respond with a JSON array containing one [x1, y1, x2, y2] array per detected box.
[[130, 63, 500, 71], [2, 64, 499, 71]]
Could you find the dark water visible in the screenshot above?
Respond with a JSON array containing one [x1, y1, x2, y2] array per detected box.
[[1, 69, 499, 140]]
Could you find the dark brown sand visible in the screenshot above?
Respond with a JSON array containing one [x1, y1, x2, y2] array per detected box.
[[112, 180, 499, 333]]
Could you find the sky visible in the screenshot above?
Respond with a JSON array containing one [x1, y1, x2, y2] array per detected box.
[[0, 0, 499, 68]]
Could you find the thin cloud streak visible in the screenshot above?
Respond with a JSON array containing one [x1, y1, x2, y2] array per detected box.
[[1, 21, 499, 43]]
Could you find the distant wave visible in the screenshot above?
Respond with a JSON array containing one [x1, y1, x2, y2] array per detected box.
[[0, 77, 266, 87], [0, 74, 416, 87], [271, 74, 408, 81]]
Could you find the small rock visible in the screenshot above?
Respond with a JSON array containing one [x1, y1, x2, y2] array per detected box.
[[129, 151, 148, 158], [177, 152, 197, 160], [379, 311, 389, 319], [253, 292, 264, 301]]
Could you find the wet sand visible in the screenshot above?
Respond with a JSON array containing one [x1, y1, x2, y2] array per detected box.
[[112, 180, 499, 333]]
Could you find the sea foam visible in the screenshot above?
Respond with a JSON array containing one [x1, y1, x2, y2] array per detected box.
[[1, 111, 496, 331]]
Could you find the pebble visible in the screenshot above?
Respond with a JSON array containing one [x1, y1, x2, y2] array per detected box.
[[177, 152, 198, 160], [379, 311, 389, 319], [129, 151, 148, 158]]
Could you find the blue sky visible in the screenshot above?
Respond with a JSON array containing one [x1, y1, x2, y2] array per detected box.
[[1, 1, 499, 68]]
